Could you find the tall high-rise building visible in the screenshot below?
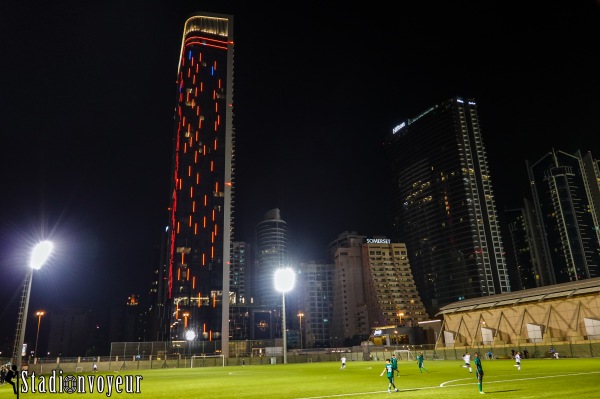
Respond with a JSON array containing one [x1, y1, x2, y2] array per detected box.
[[230, 241, 250, 305], [148, 228, 169, 341], [164, 13, 234, 357], [527, 149, 600, 284], [504, 200, 545, 289], [47, 308, 104, 357], [582, 151, 600, 232], [296, 261, 334, 348], [255, 209, 288, 308], [329, 232, 428, 346], [108, 295, 146, 344], [361, 240, 429, 328], [329, 232, 369, 346], [228, 241, 252, 341], [385, 97, 510, 316]]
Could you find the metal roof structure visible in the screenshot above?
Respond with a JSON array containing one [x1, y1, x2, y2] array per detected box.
[[436, 277, 600, 316]]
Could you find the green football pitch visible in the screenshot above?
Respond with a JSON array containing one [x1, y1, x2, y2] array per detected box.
[[8, 358, 600, 398]]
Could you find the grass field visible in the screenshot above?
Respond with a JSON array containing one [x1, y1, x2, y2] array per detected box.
[[5, 358, 600, 398]]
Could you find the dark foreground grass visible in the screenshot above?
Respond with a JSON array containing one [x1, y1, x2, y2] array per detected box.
[[5, 358, 600, 398]]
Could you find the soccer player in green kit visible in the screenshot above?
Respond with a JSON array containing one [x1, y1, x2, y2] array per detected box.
[[474, 352, 485, 394], [390, 353, 399, 376], [380, 358, 399, 393], [416, 352, 428, 373]]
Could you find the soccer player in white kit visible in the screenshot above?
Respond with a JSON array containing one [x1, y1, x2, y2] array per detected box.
[[462, 353, 472, 373]]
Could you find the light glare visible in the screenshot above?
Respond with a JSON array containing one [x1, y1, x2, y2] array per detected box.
[[274, 267, 295, 293], [185, 329, 196, 341], [30, 241, 53, 270]]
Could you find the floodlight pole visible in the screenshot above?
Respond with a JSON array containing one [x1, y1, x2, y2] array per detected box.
[[282, 292, 288, 364], [15, 268, 34, 373], [14, 240, 53, 399], [185, 329, 196, 368], [274, 267, 295, 365]]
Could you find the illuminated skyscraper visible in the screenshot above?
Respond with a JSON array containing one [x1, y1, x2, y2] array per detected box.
[[230, 241, 250, 305], [503, 200, 545, 290], [165, 13, 234, 357], [228, 241, 252, 340], [361, 240, 429, 328], [527, 149, 600, 284], [385, 97, 510, 316], [328, 232, 428, 346], [296, 261, 334, 348], [329, 232, 368, 346], [255, 208, 288, 307]]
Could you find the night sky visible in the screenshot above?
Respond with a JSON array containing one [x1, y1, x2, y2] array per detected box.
[[1, 0, 599, 333]]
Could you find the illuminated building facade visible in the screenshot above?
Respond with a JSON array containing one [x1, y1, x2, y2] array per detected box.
[[385, 97, 510, 316], [582, 151, 600, 225], [165, 13, 234, 357], [361, 240, 429, 328], [503, 201, 545, 290], [329, 232, 369, 346], [230, 241, 250, 305], [527, 149, 600, 284], [228, 241, 251, 340], [329, 232, 428, 346], [255, 208, 288, 308], [296, 261, 334, 348]]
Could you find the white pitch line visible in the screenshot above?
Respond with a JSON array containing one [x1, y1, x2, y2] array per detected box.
[[295, 386, 443, 399], [294, 370, 600, 399], [440, 370, 600, 388], [439, 377, 473, 387]]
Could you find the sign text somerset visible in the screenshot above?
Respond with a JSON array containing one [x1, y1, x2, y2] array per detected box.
[[366, 238, 391, 244]]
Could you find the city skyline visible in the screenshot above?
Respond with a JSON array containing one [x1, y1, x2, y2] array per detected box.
[[1, 0, 599, 337]]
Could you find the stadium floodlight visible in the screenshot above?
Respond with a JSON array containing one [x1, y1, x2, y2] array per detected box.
[[185, 329, 196, 341], [274, 267, 295, 364], [30, 241, 53, 269]]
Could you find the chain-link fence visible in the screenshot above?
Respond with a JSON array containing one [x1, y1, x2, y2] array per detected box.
[[433, 341, 600, 360], [17, 340, 600, 374]]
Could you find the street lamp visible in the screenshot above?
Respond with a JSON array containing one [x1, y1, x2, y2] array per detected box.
[[34, 311, 45, 360], [14, 241, 53, 375], [274, 267, 295, 364], [185, 329, 196, 368], [297, 312, 304, 350], [398, 312, 404, 326]]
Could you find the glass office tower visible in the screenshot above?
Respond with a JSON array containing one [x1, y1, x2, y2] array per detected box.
[[255, 208, 288, 308], [385, 97, 510, 316], [504, 200, 545, 289], [165, 13, 234, 357], [527, 149, 600, 284]]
